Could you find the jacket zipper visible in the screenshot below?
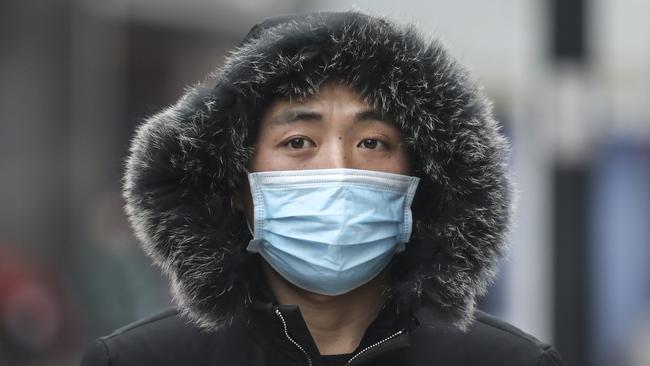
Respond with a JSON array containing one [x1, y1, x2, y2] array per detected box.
[[274, 307, 404, 366], [274, 308, 313, 366], [345, 330, 404, 366]]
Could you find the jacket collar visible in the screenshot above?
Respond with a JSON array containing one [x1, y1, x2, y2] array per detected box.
[[245, 301, 411, 366]]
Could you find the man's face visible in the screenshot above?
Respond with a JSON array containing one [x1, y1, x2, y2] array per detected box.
[[249, 83, 410, 174], [240, 83, 412, 299], [237, 83, 411, 222]]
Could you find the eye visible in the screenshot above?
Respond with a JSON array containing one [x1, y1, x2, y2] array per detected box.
[[358, 139, 385, 149], [285, 137, 315, 149]]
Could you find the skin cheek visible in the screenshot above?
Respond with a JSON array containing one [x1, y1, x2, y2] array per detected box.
[[349, 147, 410, 175], [249, 145, 280, 172]]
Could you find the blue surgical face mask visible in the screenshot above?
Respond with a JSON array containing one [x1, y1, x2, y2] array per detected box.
[[246, 168, 420, 296]]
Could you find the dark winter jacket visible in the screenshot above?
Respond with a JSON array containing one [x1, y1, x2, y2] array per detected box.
[[79, 304, 563, 366], [81, 10, 562, 366]]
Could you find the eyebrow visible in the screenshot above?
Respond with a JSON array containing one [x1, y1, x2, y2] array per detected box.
[[270, 108, 391, 125]]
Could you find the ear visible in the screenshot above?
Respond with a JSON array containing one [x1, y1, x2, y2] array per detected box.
[[231, 181, 254, 225], [232, 189, 245, 211]]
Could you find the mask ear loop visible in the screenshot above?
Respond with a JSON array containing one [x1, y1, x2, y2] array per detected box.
[[245, 218, 254, 236], [243, 168, 256, 237]]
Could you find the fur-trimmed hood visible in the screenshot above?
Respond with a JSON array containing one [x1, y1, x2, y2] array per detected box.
[[123, 11, 513, 331]]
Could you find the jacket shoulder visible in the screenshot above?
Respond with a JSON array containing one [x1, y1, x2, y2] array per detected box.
[[78, 308, 256, 366], [410, 309, 563, 365]]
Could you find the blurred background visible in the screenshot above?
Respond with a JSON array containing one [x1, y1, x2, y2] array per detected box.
[[1, 0, 648, 365]]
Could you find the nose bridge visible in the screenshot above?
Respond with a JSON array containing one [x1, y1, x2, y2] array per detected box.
[[321, 135, 351, 169]]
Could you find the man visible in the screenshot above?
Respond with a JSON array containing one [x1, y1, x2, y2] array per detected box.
[[80, 11, 563, 366]]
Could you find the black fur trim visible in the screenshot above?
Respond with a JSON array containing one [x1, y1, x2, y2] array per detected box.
[[123, 11, 513, 330]]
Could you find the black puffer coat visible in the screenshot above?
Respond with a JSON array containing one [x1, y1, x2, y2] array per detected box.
[[80, 304, 562, 365], [81, 11, 563, 366]]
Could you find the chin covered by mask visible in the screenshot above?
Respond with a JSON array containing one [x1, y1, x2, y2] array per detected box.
[[246, 168, 420, 296]]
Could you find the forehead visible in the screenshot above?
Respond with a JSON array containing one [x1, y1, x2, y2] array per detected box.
[[263, 83, 369, 117]]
